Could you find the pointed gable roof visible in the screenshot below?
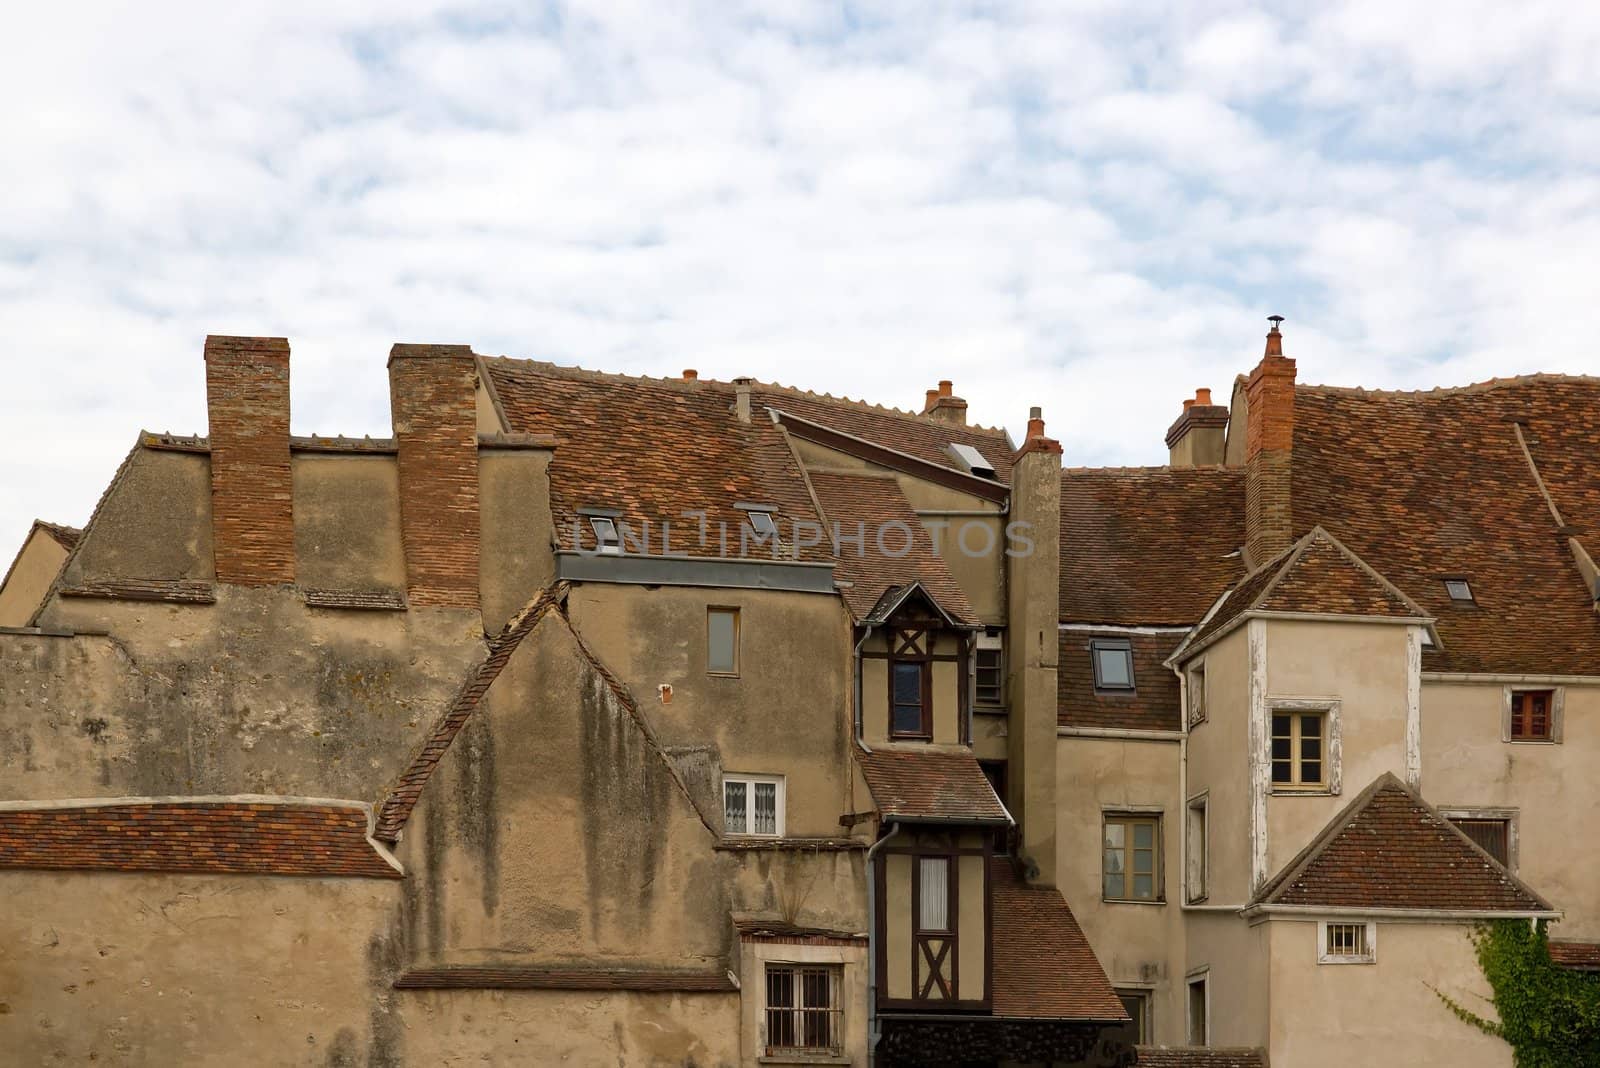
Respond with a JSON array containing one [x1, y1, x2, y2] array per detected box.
[[1175, 526, 1430, 662], [1251, 772, 1554, 914]]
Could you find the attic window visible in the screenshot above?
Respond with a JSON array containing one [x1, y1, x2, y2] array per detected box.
[[589, 517, 621, 554], [748, 510, 778, 537], [947, 442, 996, 479], [1091, 638, 1135, 692], [1443, 578, 1474, 603]]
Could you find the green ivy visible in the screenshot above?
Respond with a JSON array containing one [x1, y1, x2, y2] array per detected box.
[[1436, 920, 1600, 1067]]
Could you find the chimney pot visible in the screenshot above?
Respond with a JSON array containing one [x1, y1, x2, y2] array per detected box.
[[682, 369, 698, 381], [1183, 398, 1196, 411], [924, 389, 939, 412], [1196, 388, 1212, 405], [938, 380, 953, 398], [734, 378, 753, 423]]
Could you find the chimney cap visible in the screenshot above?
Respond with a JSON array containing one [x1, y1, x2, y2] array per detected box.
[[1267, 315, 1285, 332], [1195, 387, 1213, 405], [1029, 406, 1042, 420], [938, 380, 954, 397], [682, 369, 698, 381]]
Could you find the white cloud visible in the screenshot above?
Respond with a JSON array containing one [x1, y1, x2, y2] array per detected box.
[[2, 0, 1600, 557]]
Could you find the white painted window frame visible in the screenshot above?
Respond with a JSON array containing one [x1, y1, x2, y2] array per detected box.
[[1501, 686, 1564, 744], [1186, 968, 1211, 1046], [723, 773, 785, 838], [1186, 792, 1209, 904], [1266, 697, 1342, 796], [1318, 919, 1378, 965]]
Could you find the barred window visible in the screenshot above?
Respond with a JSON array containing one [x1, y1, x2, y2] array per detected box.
[[765, 964, 842, 1055], [1319, 921, 1376, 964]]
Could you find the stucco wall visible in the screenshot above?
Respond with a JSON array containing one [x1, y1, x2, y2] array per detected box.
[[1185, 911, 1270, 1049], [567, 583, 854, 838], [1423, 680, 1600, 937], [477, 448, 555, 634], [1056, 734, 1184, 1042], [61, 448, 213, 584], [1267, 919, 1510, 1068], [0, 529, 69, 627], [1182, 626, 1252, 905], [292, 454, 407, 593]]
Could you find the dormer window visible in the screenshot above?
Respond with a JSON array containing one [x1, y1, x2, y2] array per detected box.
[[1091, 638, 1135, 692], [589, 517, 621, 554], [1443, 577, 1474, 603]]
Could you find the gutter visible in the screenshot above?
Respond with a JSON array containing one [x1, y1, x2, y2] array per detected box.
[[865, 821, 905, 1067]]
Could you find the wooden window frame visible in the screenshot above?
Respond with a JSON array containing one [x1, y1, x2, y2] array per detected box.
[[763, 962, 843, 1056], [1270, 708, 1328, 792], [1318, 920, 1377, 965], [1102, 811, 1164, 904], [974, 632, 1005, 709], [722, 773, 785, 838], [1504, 688, 1561, 744], [888, 628, 934, 740], [1091, 637, 1136, 693], [706, 606, 740, 677], [910, 853, 959, 1003]]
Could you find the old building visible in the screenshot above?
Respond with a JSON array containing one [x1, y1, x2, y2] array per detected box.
[[1, 323, 1595, 1066]]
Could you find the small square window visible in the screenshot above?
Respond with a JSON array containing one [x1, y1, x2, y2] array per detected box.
[[1319, 920, 1376, 964], [1509, 689, 1554, 741], [707, 607, 740, 675], [589, 516, 621, 554], [1450, 816, 1513, 868], [723, 774, 783, 837], [765, 964, 841, 1056], [1091, 639, 1135, 692], [1444, 578, 1474, 602], [747, 510, 778, 537], [1271, 711, 1326, 789]]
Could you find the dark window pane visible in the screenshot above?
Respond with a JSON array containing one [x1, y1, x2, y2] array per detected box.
[[1272, 714, 1291, 736], [1272, 737, 1291, 760], [1095, 646, 1133, 688], [1301, 736, 1322, 760], [1301, 760, 1322, 783], [1300, 713, 1321, 737], [1272, 760, 1291, 784], [893, 663, 922, 704]]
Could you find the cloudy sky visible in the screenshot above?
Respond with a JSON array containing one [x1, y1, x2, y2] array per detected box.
[[3, 1, 1598, 556]]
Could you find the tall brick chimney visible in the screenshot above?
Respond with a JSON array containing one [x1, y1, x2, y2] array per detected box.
[[1006, 407, 1062, 887], [204, 335, 295, 586], [1244, 317, 1296, 567], [1166, 387, 1230, 467], [389, 344, 481, 610], [921, 380, 968, 426]]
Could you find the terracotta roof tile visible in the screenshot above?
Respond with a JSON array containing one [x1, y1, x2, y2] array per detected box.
[[990, 857, 1127, 1020], [1182, 526, 1424, 656], [1058, 631, 1184, 732], [857, 747, 1009, 824], [0, 800, 398, 879], [1062, 467, 1245, 625], [1252, 772, 1553, 913], [483, 360, 831, 562], [1135, 1048, 1267, 1068], [1549, 941, 1600, 972], [302, 588, 408, 611], [808, 469, 978, 624], [1293, 378, 1600, 674]]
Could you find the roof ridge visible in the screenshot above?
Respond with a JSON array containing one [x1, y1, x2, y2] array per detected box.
[[1300, 372, 1600, 400], [1300, 525, 1431, 619], [1061, 464, 1242, 477]]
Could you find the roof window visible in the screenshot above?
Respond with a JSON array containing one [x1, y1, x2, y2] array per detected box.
[[748, 510, 778, 537], [1091, 638, 1135, 692], [1443, 578, 1474, 603], [589, 517, 621, 554], [946, 442, 997, 479]]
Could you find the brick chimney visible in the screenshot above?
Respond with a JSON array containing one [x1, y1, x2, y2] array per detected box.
[[204, 335, 295, 586], [1244, 317, 1296, 567], [1007, 405, 1062, 887], [1165, 387, 1230, 467], [921, 380, 968, 426], [389, 344, 481, 610]]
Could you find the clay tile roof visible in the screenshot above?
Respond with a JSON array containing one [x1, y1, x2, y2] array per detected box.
[[1293, 377, 1600, 674], [0, 800, 399, 879], [1251, 772, 1554, 913], [1135, 1048, 1268, 1067], [807, 469, 978, 624], [989, 857, 1127, 1020], [857, 747, 1009, 824], [1549, 941, 1600, 972], [1062, 467, 1246, 625], [482, 360, 831, 562], [1058, 630, 1185, 732], [1180, 526, 1426, 657], [753, 384, 1014, 484]]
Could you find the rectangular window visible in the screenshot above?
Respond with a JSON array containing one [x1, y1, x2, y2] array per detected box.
[[1091, 638, 1135, 692], [707, 607, 739, 675], [1271, 711, 1326, 788], [975, 635, 1004, 707], [589, 516, 621, 554], [1319, 920, 1376, 964], [1103, 814, 1161, 902], [1186, 796, 1208, 903], [1451, 817, 1512, 868], [1509, 690, 1554, 741], [1187, 661, 1206, 726], [1188, 975, 1209, 1046], [1112, 989, 1152, 1045], [723, 775, 783, 837], [765, 964, 842, 1055], [918, 857, 951, 932], [891, 661, 929, 738]]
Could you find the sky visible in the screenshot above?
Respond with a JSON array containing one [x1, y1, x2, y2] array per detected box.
[[2, 1, 1599, 558]]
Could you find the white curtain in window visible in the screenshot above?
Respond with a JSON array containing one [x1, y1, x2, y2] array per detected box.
[[919, 857, 949, 931]]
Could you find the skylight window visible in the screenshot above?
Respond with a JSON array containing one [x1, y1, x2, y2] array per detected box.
[[748, 510, 778, 537], [1443, 578, 1474, 603], [947, 442, 997, 479], [589, 517, 621, 554], [1091, 638, 1135, 692]]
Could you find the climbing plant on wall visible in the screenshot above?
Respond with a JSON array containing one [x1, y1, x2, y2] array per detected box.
[[1436, 919, 1600, 1068]]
